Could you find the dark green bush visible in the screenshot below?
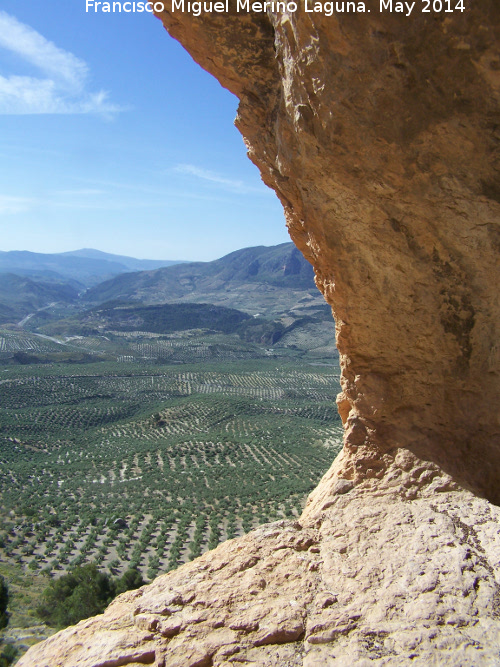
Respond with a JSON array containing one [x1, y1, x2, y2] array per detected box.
[[36, 564, 144, 629], [0, 644, 18, 667], [114, 567, 145, 596], [0, 576, 9, 630]]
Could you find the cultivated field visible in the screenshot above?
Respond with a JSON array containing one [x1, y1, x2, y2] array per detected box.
[[0, 350, 342, 588], [0, 245, 341, 656]]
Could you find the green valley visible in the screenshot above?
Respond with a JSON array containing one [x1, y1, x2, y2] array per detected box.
[[0, 243, 341, 657]]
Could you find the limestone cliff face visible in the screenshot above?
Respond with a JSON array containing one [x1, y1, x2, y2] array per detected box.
[[18, 5, 500, 666], [155, 4, 500, 506]]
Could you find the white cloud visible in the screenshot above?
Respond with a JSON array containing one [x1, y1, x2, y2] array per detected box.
[[0, 12, 87, 88], [176, 164, 245, 189], [54, 189, 106, 197], [0, 195, 33, 214], [174, 164, 271, 195], [0, 11, 121, 116]]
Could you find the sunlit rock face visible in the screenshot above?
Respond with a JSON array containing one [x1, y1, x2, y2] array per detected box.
[[17, 6, 500, 667], [155, 4, 500, 506]]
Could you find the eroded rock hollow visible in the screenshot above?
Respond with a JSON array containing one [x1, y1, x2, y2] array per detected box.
[[18, 4, 500, 666]]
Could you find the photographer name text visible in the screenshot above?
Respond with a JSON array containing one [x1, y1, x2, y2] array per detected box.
[[85, 0, 466, 17]]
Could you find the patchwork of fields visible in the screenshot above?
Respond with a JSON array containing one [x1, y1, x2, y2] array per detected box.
[[0, 351, 342, 588], [0, 244, 343, 658], [0, 321, 338, 365]]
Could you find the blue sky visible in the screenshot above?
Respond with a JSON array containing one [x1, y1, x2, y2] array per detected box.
[[0, 2, 287, 260]]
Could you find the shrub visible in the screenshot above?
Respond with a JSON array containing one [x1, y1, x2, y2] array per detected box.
[[36, 563, 114, 628], [36, 564, 145, 629], [0, 577, 9, 630], [114, 568, 145, 596], [0, 644, 18, 667]]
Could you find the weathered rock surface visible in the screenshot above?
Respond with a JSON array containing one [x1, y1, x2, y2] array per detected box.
[[18, 4, 500, 666], [18, 490, 500, 666], [158, 3, 500, 504]]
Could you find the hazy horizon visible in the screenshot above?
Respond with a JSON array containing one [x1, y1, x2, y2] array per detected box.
[[0, 3, 288, 261], [0, 238, 294, 264]]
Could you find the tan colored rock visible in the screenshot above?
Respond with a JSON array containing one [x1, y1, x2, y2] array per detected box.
[[152, 5, 500, 504], [18, 5, 500, 666], [17, 492, 500, 666]]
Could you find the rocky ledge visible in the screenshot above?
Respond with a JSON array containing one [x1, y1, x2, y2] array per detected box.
[[18, 488, 500, 666]]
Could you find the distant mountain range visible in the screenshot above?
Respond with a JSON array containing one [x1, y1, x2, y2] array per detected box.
[[83, 243, 317, 316], [0, 243, 336, 357], [0, 242, 328, 327], [0, 249, 184, 288]]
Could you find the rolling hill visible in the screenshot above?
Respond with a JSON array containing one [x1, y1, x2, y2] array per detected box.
[[45, 301, 253, 336], [0, 250, 183, 288], [0, 243, 335, 356], [0, 274, 79, 325], [83, 243, 319, 316]]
